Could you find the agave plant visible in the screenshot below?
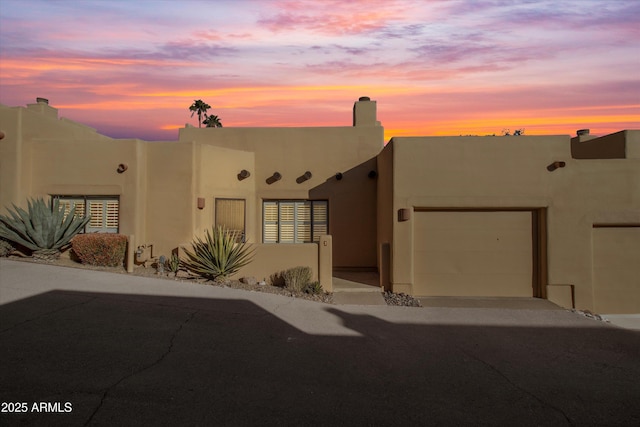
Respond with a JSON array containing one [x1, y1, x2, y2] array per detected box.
[[182, 226, 254, 281], [0, 197, 91, 260]]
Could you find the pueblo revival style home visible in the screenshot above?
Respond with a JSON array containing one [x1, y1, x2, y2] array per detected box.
[[1, 98, 638, 314]]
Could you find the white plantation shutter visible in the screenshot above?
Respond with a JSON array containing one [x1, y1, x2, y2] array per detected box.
[[312, 201, 328, 242], [263, 202, 278, 243], [263, 200, 328, 243], [296, 201, 311, 242], [279, 203, 295, 243], [60, 199, 85, 221], [89, 201, 104, 228], [53, 196, 118, 233], [106, 201, 119, 229], [74, 201, 86, 219]]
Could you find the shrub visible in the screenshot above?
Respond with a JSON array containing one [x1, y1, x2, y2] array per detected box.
[[182, 226, 254, 281], [282, 266, 312, 293], [72, 234, 127, 267], [0, 238, 13, 257], [166, 253, 180, 275], [0, 197, 90, 260], [304, 281, 323, 295]]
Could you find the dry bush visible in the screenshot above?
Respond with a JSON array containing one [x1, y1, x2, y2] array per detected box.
[[72, 234, 127, 267]]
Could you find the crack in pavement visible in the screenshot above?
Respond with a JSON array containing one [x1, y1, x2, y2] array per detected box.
[[459, 347, 574, 425], [0, 296, 97, 334], [83, 309, 198, 426]]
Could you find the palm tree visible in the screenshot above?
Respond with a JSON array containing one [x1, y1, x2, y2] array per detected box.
[[189, 100, 211, 128], [203, 114, 223, 128]]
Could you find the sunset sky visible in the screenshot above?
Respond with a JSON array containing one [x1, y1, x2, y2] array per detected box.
[[1, 0, 638, 142]]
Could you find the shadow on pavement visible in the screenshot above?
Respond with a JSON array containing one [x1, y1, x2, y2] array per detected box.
[[1, 290, 639, 426]]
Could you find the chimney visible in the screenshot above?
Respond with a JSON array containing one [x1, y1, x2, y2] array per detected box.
[[353, 96, 379, 127], [27, 97, 58, 118]]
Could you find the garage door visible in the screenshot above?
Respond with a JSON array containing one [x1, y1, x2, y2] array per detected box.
[[413, 211, 533, 297], [592, 227, 640, 314]]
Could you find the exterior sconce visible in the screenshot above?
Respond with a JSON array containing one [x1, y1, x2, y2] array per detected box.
[[266, 172, 282, 185], [335, 172, 343, 181], [398, 208, 411, 222], [547, 161, 566, 172], [197, 197, 205, 209], [296, 171, 312, 184], [237, 169, 251, 180], [117, 163, 128, 173], [0, 131, 5, 140], [368, 170, 378, 179]]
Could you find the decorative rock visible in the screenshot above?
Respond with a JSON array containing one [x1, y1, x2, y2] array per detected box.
[[383, 291, 422, 307], [240, 276, 257, 286]]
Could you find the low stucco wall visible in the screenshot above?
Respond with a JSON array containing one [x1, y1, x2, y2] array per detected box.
[[235, 243, 319, 283], [178, 237, 332, 292]]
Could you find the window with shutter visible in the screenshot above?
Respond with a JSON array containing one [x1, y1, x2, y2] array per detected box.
[[215, 198, 246, 242], [60, 198, 85, 221], [52, 196, 118, 233], [262, 200, 328, 243], [263, 201, 278, 243], [89, 201, 104, 228]]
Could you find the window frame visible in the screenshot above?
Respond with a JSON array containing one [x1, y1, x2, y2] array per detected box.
[[215, 198, 246, 242], [262, 199, 328, 244], [52, 195, 120, 234]]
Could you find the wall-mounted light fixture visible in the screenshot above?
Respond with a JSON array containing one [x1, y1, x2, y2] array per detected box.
[[335, 172, 343, 181], [368, 170, 378, 179], [0, 131, 5, 140], [266, 172, 282, 185], [547, 161, 566, 172], [398, 208, 411, 222], [237, 169, 251, 180], [296, 171, 312, 184], [117, 163, 128, 173], [197, 197, 205, 209]]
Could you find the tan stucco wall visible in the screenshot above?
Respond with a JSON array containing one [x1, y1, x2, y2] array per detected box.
[[235, 243, 319, 283], [179, 115, 384, 267], [2, 100, 637, 313], [592, 227, 640, 314], [376, 142, 394, 290], [384, 135, 640, 311], [0, 99, 381, 283], [31, 137, 147, 243], [0, 103, 111, 213], [193, 144, 255, 242]]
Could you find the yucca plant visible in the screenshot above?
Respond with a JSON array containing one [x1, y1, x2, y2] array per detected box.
[[0, 197, 91, 261], [182, 226, 255, 281]]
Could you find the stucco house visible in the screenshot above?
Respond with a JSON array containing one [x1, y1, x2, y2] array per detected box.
[[1, 98, 638, 314]]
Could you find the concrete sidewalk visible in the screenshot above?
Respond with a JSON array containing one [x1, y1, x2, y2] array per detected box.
[[1, 259, 639, 426]]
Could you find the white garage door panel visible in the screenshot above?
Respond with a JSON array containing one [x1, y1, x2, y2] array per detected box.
[[593, 228, 640, 314], [414, 211, 532, 297]]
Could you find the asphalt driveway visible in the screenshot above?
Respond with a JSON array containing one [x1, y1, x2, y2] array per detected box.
[[1, 259, 639, 426]]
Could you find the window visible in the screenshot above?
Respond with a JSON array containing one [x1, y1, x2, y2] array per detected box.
[[263, 200, 328, 243], [215, 198, 246, 242], [53, 196, 119, 233]]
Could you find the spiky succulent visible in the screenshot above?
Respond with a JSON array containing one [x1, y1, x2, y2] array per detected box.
[[182, 226, 254, 281], [0, 197, 91, 255]]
